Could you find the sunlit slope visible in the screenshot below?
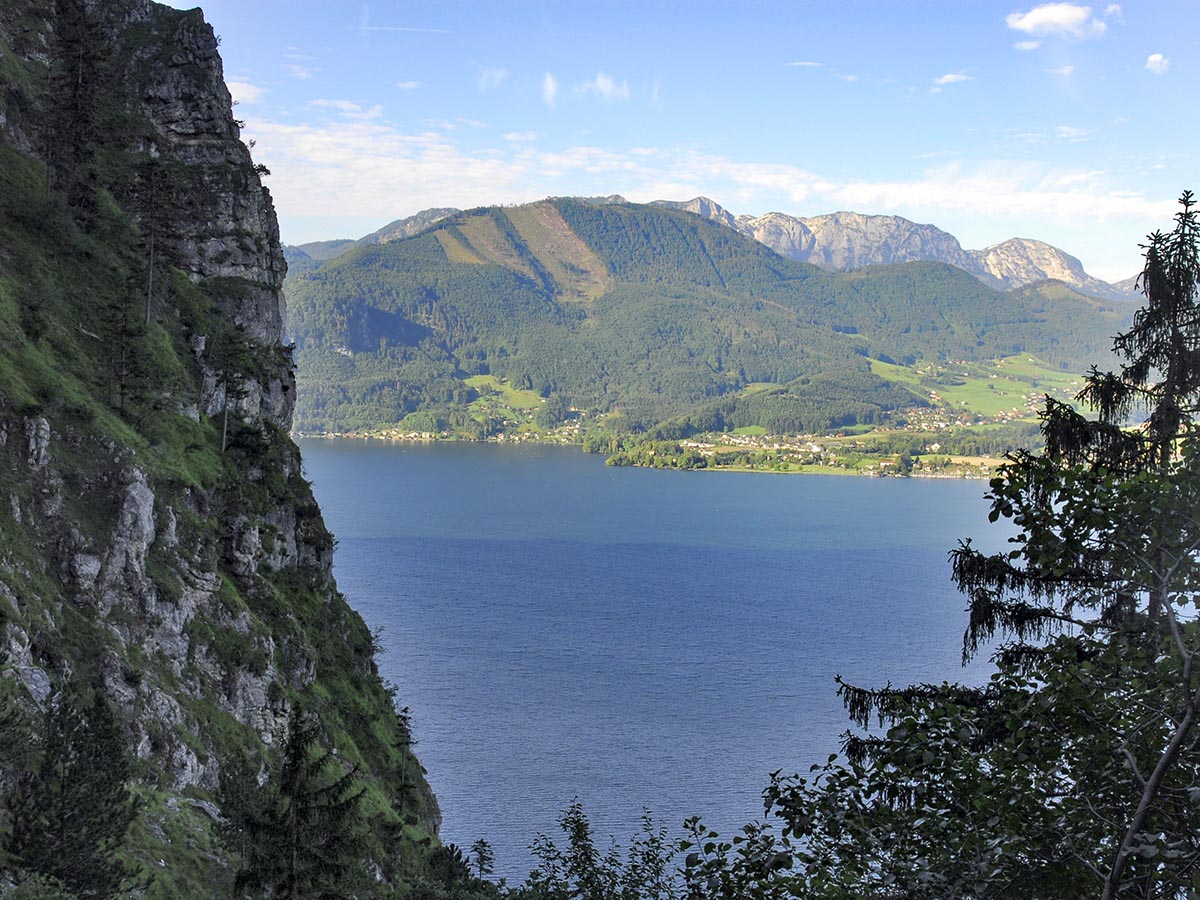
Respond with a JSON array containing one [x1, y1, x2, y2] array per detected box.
[[286, 198, 1129, 434]]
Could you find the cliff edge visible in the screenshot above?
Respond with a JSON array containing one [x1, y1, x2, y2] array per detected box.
[[0, 1, 438, 893]]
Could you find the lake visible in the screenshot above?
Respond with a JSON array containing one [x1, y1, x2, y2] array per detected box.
[[297, 439, 1005, 881]]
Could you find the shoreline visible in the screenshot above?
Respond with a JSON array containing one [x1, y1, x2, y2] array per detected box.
[[293, 432, 997, 480]]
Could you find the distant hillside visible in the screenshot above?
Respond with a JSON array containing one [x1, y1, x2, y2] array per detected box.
[[285, 198, 1128, 436], [290, 196, 1138, 303]]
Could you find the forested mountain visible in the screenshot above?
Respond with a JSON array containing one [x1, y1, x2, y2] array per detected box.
[[0, 2, 445, 895], [293, 196, 1135, 308], [286, 198, 1128, 435]]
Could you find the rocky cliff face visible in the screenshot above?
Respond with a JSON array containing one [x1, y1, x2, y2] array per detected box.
[[662, 196, 1134, 300], [0, 1, 436, 891], [972, 237, 1133, 301]]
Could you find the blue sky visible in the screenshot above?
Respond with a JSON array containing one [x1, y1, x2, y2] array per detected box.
[[165, 1, 1198, 281]]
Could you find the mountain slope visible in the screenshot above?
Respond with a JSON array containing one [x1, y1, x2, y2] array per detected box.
[[0, 2, 439, 894], [664, 197, 1135, 300], [974, 237, 1133, 301], [286, 198, 1128, 436], [317, 196, 1136, 302]]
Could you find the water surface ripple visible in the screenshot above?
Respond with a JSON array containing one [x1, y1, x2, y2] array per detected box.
[[298, 440, 1003, 880]]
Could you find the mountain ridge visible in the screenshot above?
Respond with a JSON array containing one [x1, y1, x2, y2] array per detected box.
[[289, 196, 1136, 302], [285, 196, 1129, 436]]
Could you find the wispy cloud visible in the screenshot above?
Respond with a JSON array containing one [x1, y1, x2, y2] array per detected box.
[[1013, 40, 1042, 50], [226, 80, 265, 104], [1045, 65, 1075, 75], [930, 72, 971, 94], [428, 117, 487, 131], [309, 99, 383, 120], [1005, 3, 1107, 40], [283, 63, 319, 80], [578, 73, 630, 102], [933, 72, 971, 86], [542, 73, 558, 108], [1054, 125, 1094, 142], [396, 81, 422, 91], [243, 108, 1170, 277], [1146, 53, 1169, 75], [355, 4, 449, 40], [478, 68, 509, 91], [785, 60, 824, 68]]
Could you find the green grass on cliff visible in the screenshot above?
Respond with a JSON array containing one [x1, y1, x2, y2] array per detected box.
[[0, 114, 439, 900]]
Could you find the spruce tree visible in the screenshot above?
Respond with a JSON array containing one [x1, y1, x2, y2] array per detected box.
[[7, 687, 137, 899], [228, 706, 367, 899], [678, 193, 1200, 900]]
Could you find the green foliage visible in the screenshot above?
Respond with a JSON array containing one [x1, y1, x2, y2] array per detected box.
[[673, 192, 1200, 900], [470, 839, 496, 881], [6, 686, 139, 899], [1, 873, 81, 900], [0, 4, 443, 892], [222, 706, 368, 900], [520, 803, 678, 900], [286, 199, 1126, 436]]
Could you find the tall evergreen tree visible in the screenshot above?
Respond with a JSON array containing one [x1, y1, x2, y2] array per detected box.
[[678, 193, 1200, 900], [226, 706, 367, 899], [6, 687, 137, 899], [44, 0, 104, 216]]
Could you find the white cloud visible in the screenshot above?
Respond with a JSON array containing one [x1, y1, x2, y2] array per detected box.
[[1104, 4, 1123, 22], [226, 80, 265, 104], [478, 67, 509, 91], [933, 72, 971, 85], [427, 117, 487, 131], [355, 5, 450, 38], [1054, 125, 1094, 141], [396, 81, 422, 90], [309, 99, 383, 120], [283, 63, 318, 80], [1045, 65, 1075, 75], [578, 73, 630, 102], [542, 73, 558, 108], [1146, 53, 1169, 75], [243, 109, 1170, 276], [785, 60, 824, 68], [829, 161, 1167, 228], [1013, 40, 1042, 50], [504, 132, 537, 143], [1005, 4, 1107, 40]]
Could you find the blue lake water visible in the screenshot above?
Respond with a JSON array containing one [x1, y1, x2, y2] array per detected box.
[[297, 439, 1005, 880]]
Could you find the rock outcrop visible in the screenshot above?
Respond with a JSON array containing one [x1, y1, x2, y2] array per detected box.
[[659, 196, 1136, 301], [0, 0, 436, 890]]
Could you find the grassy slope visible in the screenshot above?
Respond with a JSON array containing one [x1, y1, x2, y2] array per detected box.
[[287, 199, 1129, 439]]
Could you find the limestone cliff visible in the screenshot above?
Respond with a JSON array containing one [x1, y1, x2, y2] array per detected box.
[[660, 196, 1135, 301], [0, 0, 437, 892]]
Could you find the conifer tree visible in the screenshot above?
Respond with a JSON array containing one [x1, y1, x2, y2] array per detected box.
[[6, 687, 137, 899], [227, 706, 367, 900], [44, 0, 104, 216], [679, 193, 1200, 900]]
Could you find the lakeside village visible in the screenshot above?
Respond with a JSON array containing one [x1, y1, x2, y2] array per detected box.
[[298, 361, 1066, 478]]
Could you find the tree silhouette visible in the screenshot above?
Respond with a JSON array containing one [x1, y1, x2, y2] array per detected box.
[[6, 686, 138, 899], [224, 706, 367, 899]]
